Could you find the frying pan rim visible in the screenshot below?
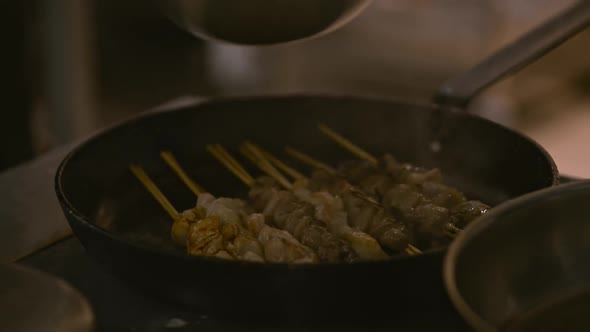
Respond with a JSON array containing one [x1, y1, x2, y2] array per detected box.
[[443, 179, 590, 332], [54, 93, 559, 269]]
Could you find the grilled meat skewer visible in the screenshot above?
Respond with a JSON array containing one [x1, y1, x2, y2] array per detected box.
[[257, 144, 414, 255], [242, 142, 388, 260], [161, 151, 317, 264], [208, 144, 356, 263], [315, 124, 489, 248], [129, 165, 254, 261], [338, 155, 489, 244]]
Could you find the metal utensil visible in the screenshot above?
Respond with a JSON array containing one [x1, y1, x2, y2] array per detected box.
[[156, 0, 373, 45], [0, 263, 94, 332], [444, 180, 590, 332]]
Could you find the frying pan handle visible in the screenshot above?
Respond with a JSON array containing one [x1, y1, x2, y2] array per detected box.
[[434, 1, 590, 108]]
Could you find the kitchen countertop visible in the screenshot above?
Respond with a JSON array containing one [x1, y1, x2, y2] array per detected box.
[[0, 143, 73, 262], [0, 97, 202, 263]]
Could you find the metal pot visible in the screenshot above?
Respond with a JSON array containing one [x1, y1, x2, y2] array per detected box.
[[444, 180, 590, 332], [156, 0, 373, 45]]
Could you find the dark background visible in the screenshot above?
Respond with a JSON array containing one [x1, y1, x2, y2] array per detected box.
[[2, 0, 589, 174]]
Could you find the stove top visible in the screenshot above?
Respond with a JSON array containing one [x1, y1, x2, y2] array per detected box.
[[20, 237, 471, 332]]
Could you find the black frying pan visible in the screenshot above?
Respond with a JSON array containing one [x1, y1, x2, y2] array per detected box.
[[55, 2, 588, 325]]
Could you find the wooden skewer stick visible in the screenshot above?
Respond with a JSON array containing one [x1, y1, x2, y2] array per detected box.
[[285, 146, 336, 174], [215, 145, 254, 182], [407, 244, 421, 255], [318, 123, 378, 165], [260, 145, 379, 208], [282, 147, 383, 208], [447, 223, 463, 234], [161, 152, 212, 200], [285, 146, 336, 173], [160, 151, 205, 195], [247, 143, 305, 180], [213, 144, 252, 179], [266, 145, 380, 207], [129, 165, 179, 221], [252, 145, 396, 227], [208, 146, 241, 181], [240, 143, 292, 190], [207, 144, 254, 187]]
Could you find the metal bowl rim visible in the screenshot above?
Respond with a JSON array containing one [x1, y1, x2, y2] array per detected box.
[[443, 179, 590, 332]]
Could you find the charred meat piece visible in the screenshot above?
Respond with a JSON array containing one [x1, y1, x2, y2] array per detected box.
[[171, 207, 204, 246], [382, 153, 442, 185], [293, 185, 388, 260], [186, 217, 234, 260], [336, 159, 376, 184], [383, 184, 427, 216], [246, 213, 317, 263], [406, 203, 452, 248], [451, 200, 490, 228], [249, 177, 358, 262], [419, 181, 466, 208], [306, 169, 412, 254], [196, 192, 318, 263]]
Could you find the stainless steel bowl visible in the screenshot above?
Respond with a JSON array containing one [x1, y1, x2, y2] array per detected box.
[[444, 180, 590, 332], [0, 263, 94, 332], [157, 0, 373, 45]]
